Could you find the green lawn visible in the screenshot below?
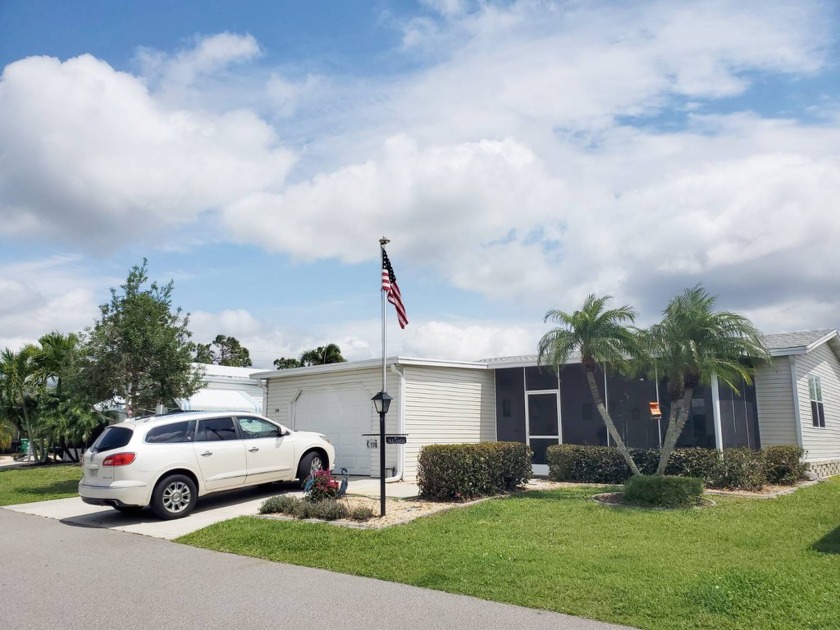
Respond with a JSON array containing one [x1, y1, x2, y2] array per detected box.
[[180, 479, 840, 630], [0, 464, 82, 505]]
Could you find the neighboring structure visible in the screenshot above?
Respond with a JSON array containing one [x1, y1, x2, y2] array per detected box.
[[755, 330, 840, 477], [254, 329, 840, 480], [173, 363, 264, 414]]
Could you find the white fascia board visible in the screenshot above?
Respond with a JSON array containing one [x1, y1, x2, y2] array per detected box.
[[254, 356, 488, 380]]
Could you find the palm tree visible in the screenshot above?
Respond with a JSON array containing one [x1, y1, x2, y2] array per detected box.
[[538, 294, 642, 476], [300, 343, 346, 367], [34, 332, 101, 461], [645, 285, 769, 475], [0, 346, 41, 460]]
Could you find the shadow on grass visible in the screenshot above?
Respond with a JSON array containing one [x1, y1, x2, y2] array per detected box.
[[507, 486, 623, 502], [812, 525, 840, 554], [13, 479, 80, 496]]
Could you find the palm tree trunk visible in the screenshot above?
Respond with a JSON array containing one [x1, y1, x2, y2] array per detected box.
[[18, 391, 36, 462], [585, 370, 641, 476], [656, 387, 694, 475]]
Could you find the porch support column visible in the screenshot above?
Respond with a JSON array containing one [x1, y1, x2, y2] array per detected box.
[[711, 373, 724, 452]]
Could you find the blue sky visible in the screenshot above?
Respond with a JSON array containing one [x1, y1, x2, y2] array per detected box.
[[2, 0, 840, 367]]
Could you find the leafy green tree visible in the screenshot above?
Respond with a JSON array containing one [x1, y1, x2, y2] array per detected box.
[[194, 343, 214, 364], [300, 343, 346, 367], [81, 260, 204, 417], [194, 335, 253, 367], [538, 294, 642, 476], [273, 357, 302, 370], [644, 285, 769, 474]]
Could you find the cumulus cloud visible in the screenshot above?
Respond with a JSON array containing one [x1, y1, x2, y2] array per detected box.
[[0, 256, 109, 351], [0, 44, 294, 248]]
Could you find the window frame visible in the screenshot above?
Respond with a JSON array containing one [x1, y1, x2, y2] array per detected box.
[[809, 375, 826, 428]]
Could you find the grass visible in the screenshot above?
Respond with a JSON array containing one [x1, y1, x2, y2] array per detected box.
[[179, 479, 840, 630], [0, 463, 82, 505]]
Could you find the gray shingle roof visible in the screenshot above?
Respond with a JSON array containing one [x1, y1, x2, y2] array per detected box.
[[760, 329, 835, 352]]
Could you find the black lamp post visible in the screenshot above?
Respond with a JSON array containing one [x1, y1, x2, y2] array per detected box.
[[371, 391, 392, 517]]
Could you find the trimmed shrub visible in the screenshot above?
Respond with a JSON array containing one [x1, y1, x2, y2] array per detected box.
[[710, 448, 765, 491], [307, 499, 349, 520], [624, 474, 704, 508], [546, 445, 631, 484], [547, 444, 774, 491], [764, 445, 806, 485], [259, 495, 298, 515], [417, 442, 532, 501], [350, 505, 375, 521], [664, 447, 720, 481]]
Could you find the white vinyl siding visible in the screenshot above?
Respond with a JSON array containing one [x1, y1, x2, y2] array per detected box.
[[754, 358, 798, 447], [796, 345, 840, 460], [401, 365, 496, 480], [263, 367, 399, 476]]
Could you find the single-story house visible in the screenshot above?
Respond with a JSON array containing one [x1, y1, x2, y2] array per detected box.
[[252, 329, 840, 479]]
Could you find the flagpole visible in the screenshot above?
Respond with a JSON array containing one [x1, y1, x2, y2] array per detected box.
[[379, 236, 390, 395]]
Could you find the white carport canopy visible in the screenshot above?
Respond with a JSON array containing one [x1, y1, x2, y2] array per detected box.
[[175, 389, 262, 413]]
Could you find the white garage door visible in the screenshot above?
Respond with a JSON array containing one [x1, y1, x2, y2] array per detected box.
[[292, 386, 373, 476]]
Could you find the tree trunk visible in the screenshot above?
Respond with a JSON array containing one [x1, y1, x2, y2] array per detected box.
[[585, 369, 641, 476], [656, 387, 694, 475]]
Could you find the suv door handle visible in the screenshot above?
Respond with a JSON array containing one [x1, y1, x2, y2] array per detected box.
[[201, 451, 213, 457], [248, 447, 259, 453]]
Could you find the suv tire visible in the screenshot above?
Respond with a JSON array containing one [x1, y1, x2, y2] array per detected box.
[[151, 474, 197, 520]]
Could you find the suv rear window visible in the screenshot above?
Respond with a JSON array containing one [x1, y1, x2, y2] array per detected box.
[[92, 426, 133, 452], [146, 420, 196, 444]]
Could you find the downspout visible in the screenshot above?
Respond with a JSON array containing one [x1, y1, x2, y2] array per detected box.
[[789, 356, 804, 449], [388, 364, 406, 482]]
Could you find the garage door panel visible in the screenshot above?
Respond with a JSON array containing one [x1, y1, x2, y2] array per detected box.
[[294, 387, 372, 476]]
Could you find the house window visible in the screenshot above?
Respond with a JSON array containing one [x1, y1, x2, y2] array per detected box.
[[809, 375, 826, 428]]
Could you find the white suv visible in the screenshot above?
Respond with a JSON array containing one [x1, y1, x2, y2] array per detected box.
[[79, 411, 335, 519]]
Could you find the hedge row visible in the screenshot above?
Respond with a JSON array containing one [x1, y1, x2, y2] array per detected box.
[[417, 442, 533, 501], [546, 444, 805, 490]]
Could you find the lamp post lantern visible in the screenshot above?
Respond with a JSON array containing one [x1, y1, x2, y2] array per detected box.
[[372, 391, 392, 517]]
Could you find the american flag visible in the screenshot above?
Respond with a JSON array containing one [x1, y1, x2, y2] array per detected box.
[[381, 248, 408, 329]]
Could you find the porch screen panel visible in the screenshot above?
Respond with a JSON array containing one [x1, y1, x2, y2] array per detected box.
[[559, 365, 607, 445], [495, 368, 526, 442], [718, 379, 759, 449], [607, 374, 660, 449]]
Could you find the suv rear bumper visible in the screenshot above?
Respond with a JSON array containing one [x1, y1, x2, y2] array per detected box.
[[78, 481, 150, 508]]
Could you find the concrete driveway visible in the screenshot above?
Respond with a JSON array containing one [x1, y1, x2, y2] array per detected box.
[[2, 477, 420, 539]]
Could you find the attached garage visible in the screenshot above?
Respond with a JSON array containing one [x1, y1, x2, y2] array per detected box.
[[254, 358, 496, 480]]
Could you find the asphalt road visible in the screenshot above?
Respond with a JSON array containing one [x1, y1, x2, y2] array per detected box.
[[1, 509, 634, 630]]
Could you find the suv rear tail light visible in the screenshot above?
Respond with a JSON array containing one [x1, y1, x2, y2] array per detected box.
[[102, 452, 136, 466]]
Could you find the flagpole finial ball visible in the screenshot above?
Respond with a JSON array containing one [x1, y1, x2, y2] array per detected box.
[[379, 236, 390, 245]]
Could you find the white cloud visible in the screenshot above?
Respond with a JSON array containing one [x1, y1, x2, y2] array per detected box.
[[0, 46, 294, 249], [0, 256, 108, 351]]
